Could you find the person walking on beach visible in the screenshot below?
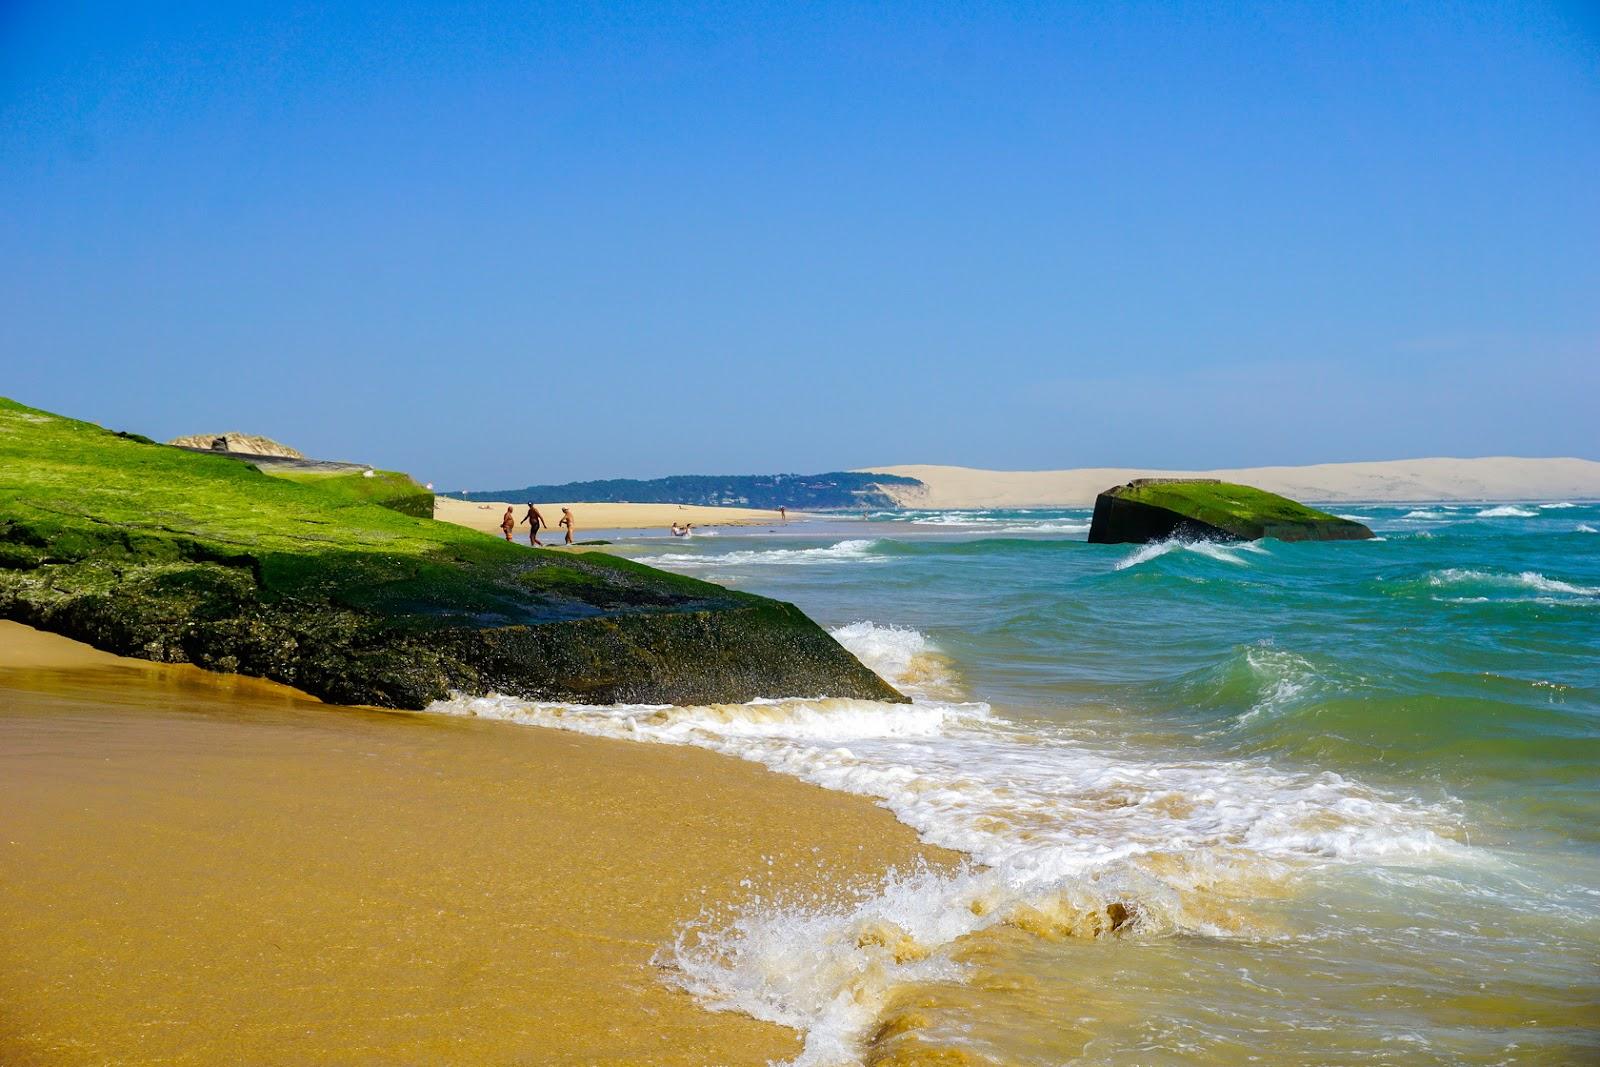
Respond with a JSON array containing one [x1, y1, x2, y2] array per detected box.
[[779, 505, 787, 522], [559, 507, 574, 545], [500, 507, 516, 542], [520, 503, 548, 546]]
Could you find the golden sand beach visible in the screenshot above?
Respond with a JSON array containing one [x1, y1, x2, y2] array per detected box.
[[0, 622, 950, 1065], [434, 496, 794, 538]]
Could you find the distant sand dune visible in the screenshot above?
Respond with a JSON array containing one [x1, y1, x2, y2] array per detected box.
[[859, 458, 1600, 508]]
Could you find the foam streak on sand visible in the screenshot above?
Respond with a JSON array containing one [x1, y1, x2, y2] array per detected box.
[[429, 623, 1467, 1065]]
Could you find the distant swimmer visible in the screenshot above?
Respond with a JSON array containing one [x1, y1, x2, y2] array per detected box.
[[520, 503, 548, 546], [559, 507, 574, 545], [500, 507, 516, 542]]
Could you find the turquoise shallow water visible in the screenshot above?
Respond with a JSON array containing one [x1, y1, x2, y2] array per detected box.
[[487, 502, 1600, 1063], [639, 504, 1600, 845]]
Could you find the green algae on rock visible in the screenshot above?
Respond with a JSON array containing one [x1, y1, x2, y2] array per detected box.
[[0, 398, 902, 708], [261, 466, 436, 519], [1087, 478, 1375, 544]]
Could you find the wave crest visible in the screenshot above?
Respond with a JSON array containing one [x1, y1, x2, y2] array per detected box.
[[650, 538, 883, 569], [1426, 568, 1600, 598], [1114, 538, 1267, 571]]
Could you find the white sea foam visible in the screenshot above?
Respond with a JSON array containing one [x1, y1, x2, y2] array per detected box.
[[825, 622, 947, 697], [1426, 568, 1600, 598], [1476, 505, 1537, 518], [1114, 538, 1264, 570], [1579, 524, 1598, 534], [649, 539, 883, 569], [425, 623, 1467, 1064], [989, 522, 1091, 535], [1540, 502, 1578, 509], [904, 512, 1091, 535], [1403, 510, 1450, 520]]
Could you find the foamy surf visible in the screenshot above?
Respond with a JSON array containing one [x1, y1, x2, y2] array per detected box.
[[900, 511, 1093, 535], [1476, 505, 1537, 518], [649, 538, 883, 569], [424, 622, 1469, 1065]]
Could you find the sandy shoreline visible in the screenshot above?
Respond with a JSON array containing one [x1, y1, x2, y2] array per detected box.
[[862, 457, 1600, 508], [433, 496, 794, 538], [0, 622, 951, 1065]]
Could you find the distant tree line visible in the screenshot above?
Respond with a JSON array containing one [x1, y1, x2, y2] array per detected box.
[[457, 471, 922, 510]]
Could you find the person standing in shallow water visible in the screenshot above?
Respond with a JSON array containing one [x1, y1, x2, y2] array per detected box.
[[520, 503, 548, 546], [499, 507, 516, 542], [559, 507, 574, 545]]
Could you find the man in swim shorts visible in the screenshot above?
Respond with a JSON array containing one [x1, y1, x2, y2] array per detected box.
[[521, 503, 548, 546], [500, 507, 516, 541]]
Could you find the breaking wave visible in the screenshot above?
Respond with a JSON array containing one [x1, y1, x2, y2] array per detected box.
[[1426, 568, 1600, 599], [903, 512, 1091, 535], [649, 539, 884, 569], [1476, 505, 1537, 518], [1234, 646, 1321, 725], [1114, 538, 1268, 571], [424, 622, 1468, 1064], [827, 621, 962, 700]]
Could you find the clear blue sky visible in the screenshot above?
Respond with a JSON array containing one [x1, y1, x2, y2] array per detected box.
[[4, 2, 1596, 489]]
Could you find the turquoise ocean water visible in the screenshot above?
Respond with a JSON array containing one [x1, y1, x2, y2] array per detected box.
[[440, 502, 1600, 1064]]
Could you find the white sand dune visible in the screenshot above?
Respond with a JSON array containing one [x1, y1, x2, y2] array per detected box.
[[859, 458, 1600, 508]]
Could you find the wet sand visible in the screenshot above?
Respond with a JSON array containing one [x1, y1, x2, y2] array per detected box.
[[0, 623, 949, 1065]]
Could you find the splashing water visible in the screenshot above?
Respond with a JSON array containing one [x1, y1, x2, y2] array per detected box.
[[429, 501, 1600, 1063]]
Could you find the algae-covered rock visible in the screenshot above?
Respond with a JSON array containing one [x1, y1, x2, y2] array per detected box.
[[1087, 478, 1374, 544], [263, 467, 436, 519], [0, 398, 902, 708]]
